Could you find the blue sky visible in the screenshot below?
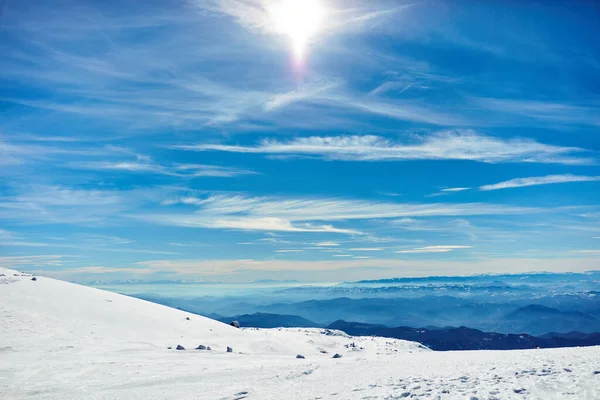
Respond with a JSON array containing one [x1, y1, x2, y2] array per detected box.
[[1, 0, 599, 282]]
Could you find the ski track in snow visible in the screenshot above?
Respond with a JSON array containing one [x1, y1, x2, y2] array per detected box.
[[1, 268, 599, 399]]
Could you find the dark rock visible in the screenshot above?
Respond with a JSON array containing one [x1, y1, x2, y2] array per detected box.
[[227, 346, 233, 353], [186, 317, 190, 320], [167, 347, 172, 349], [332, 353, 342, 359], [196, 345, 206, 350], [296, 354, 305, 359], [207, 346, 212, 351], [176, 345, 185, 350], [31, 277, 37, 281], [593, 371, 600, 375], [320, 350, 328, 354], [230, 320, 241, 328]]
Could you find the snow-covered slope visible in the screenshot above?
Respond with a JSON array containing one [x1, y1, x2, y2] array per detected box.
[[1, 268, 599, 399]]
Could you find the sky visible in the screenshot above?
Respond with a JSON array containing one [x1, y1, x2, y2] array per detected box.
[[1, 0, 599, 282]]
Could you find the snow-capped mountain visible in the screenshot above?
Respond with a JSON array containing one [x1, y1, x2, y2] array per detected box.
[[1, 268, 599, 399]]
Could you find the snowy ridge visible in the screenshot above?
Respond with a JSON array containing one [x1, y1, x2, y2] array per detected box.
[[1, 268, 599, 399]]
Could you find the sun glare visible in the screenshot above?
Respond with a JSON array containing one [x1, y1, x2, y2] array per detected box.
[[271, 0, 325, 61]]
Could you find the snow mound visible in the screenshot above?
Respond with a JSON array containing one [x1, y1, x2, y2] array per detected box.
[[1, 268, 599, 400]]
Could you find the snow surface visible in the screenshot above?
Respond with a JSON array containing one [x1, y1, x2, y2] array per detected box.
[[1, 268, 599, 399]]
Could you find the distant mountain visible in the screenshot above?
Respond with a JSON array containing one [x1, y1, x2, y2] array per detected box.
[[353, 271, 600, 285], [501, 304, 599, 335], [215, 312, 319, 328], [327, 320, 600, 351]]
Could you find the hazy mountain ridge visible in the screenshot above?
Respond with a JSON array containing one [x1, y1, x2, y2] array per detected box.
[[327, 320, 600, 351]]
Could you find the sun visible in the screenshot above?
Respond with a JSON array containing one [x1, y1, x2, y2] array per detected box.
[[271, 0, 325, 61]]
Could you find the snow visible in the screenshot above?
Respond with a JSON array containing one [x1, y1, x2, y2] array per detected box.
[[1, 268, 599, 399]]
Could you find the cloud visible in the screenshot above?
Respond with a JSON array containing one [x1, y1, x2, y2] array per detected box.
[[274, 249, 304, 253], [0, 138, 113, 166], [427, 187, 472, 197], [396, 245, 473, 254], [441, 187, 471, 192], [477, 98, 600, 127], [348, 248, 383, 251], [70, 160, 256, 178], [130, 256, 599, 278], [480, 174, 600, 191], [0, 184, 174, 225], [135, 192, 541, 236], [172, 131, 591, 165], [0, 255, 73, 268], [139, 215, 362, 235], [316, 241, 340, 247]]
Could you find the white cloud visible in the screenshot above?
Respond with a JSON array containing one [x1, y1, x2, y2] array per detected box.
[[574, 250, 600, 255], [70, 160, 256, 178], [316, 241, 340, 247], [348, 248, 383, 251], [130, 256, 600, 278], [480, 174, 600, 191], [0, 255, 73, 268], [396, 245, 473, 254], [477, 98, 600, 127], [441, 187, 471, 192], [172, 131, 591, 165], [138, 193, 539, 235], [274, 249, 304, 253]]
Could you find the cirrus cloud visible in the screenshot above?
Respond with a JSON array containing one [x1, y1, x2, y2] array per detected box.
[[171, 131, 592, 165]]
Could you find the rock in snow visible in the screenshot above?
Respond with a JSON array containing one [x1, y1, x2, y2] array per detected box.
[[176, 345, 185, 351], [1, 267, 599, 400], [296, 354, 305, 359], [196, 345, 206, 350], [332, 353, 343, 359], [226, 346, 233, 353]]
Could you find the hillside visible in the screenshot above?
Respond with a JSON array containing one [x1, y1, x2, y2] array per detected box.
[[1, 268, 599, 399]]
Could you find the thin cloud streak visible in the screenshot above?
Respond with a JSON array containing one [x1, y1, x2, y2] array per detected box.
[[480, 174, 600, 191], [70, 160, 256, 178], [396, 245, 473, 254], [172, 131, 592, 165]]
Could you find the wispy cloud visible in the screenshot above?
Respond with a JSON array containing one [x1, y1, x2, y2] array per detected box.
[[70, 160, 256, 178], [573, 250, 600, 255], [0, 184, 171, 225], [396, 245, 473, 254], [0, 138, 113, 166], [130, 255, 598, 279], [172, 131, 592, 165], [441, 187, 471, 193], [0, 255, 73, 268], [316, 241, 340, 247], [136, 193, 540, 235], [427, 187, 472, 197], [348, 247, 383, 251], [477, 98, 600, 127], [480, 174, 600, 191]]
